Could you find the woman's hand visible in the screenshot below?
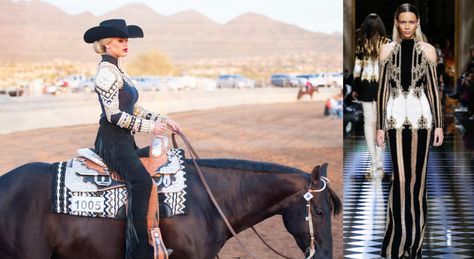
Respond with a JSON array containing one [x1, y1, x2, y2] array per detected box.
[[376, 130, 385, 147], [166, 118, 182, 133], [433, 128, 444, 146], [153, 122, 168, 135]]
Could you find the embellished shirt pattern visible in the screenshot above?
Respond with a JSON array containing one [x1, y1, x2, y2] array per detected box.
[[94, 55, 168, 134], [376, 40, 443, 130]]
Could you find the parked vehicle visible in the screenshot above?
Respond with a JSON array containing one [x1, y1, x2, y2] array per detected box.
[[132, 76, 161, 91], [216, 75, 255, 89], [296, 74, 318, 87], [331, 72, 343, 87], [59, 75, 86, 88], [311, 73, 342, 88], [159, 77, 183, 91], [44, 85, 61, 95], [270, 74, 299, 87], [0, 87, 24, 97], [75, 77, 95, 93]]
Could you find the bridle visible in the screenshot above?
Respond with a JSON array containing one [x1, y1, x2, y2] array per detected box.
[[251, 175, 330, 259], [303, 176, 330, 259], [173, 132, 331, 259]]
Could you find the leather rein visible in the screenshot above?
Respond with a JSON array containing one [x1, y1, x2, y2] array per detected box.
[[172, 132, 329, 259]]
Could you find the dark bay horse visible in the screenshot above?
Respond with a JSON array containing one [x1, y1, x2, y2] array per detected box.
[[297, 86, 318, 100], [0, 156, 341, 259]]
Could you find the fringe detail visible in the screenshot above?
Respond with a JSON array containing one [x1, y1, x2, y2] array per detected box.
[[94, 119, 141, 258], [125, 184, 139, 259]]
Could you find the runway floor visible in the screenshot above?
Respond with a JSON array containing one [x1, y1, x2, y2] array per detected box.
[[343, 133, 474, 258]]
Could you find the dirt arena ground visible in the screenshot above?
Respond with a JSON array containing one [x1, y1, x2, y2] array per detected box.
[[0, 101, 343, 259]]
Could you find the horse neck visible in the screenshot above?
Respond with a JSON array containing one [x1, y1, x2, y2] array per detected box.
[[213, 169, 310, 232]]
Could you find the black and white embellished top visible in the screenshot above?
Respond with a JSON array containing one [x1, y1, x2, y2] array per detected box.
[[376, 39, 443, 130], [94, 55, 167, 134], [353, 36, 390, 101]]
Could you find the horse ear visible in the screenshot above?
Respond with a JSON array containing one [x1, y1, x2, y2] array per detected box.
[[320, 163, 329, 177], [311, 165, 321, 182]]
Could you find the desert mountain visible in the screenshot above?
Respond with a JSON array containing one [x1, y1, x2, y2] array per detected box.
[[0, 0, 342, 63]]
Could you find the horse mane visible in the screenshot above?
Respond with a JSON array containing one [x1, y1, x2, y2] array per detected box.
[[327, 186, 342, 215], [187, 158, 306, 175], [187, 158, 342, 215]]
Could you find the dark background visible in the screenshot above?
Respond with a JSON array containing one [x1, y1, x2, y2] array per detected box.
[[355, 0, 454, 46]]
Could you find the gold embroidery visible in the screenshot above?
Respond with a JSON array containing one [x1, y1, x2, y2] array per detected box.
[[417, 115, 428, 129], [402, 116, 412, 128], [382, 41, 437, 130], [413, 87, 422, 98], [387, 116, 397, 129]]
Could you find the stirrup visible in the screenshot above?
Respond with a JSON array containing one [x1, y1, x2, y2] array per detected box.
[[151, 228, 170, 259]]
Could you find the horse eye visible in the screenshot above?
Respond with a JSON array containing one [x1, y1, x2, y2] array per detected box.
[[315, 208, 324, 216]]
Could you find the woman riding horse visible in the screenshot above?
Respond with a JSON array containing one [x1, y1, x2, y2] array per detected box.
[[83, 19, 181, 259]]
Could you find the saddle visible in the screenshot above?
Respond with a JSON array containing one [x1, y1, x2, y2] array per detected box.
[[76, 135, 179, 183], [75, 136, 176, 258]]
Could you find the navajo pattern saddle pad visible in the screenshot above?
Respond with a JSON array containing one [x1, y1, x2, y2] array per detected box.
[[51, 148, 188, 219]]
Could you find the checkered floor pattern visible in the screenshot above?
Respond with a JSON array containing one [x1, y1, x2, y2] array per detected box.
[[343, 136, 474, 258]]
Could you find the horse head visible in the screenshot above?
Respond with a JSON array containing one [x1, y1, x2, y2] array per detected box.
[[281, 163, 341, 258]]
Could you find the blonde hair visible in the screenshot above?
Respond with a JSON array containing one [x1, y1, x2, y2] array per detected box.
[[92, 38, 113, 55], [392, 3, 427, 42]]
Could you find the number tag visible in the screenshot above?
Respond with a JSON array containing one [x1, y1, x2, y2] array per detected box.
[[70, 196, 105, 213]]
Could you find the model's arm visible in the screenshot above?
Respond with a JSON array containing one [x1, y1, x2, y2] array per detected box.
[[375, 43, 394, 147], [423, 44, 443, 129], [95, 65, 155, 134], [423, 43, 444, 146], [376, 43, 393, 131]]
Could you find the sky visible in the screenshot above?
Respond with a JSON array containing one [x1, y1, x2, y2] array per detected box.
[[39, 0, 342, 33]]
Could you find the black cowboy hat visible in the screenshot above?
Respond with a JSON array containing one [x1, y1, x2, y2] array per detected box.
[[83, 19, 144, 43]]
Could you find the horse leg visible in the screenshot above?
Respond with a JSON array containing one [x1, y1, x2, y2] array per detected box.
[[159, 217, 224, 259], [0, 239, 50, 259]]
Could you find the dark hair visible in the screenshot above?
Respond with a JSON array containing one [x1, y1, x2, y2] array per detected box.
[[394, 3, 420, 20], [355, 13, 387, 59], [359, 13, 387, 40]]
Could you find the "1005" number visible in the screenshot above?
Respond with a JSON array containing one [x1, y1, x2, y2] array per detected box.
[[70, 196, 105, 213]]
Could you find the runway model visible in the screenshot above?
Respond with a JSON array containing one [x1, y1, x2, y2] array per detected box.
[[376, 4, 444, 258], [353, 13, 390, 177]]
